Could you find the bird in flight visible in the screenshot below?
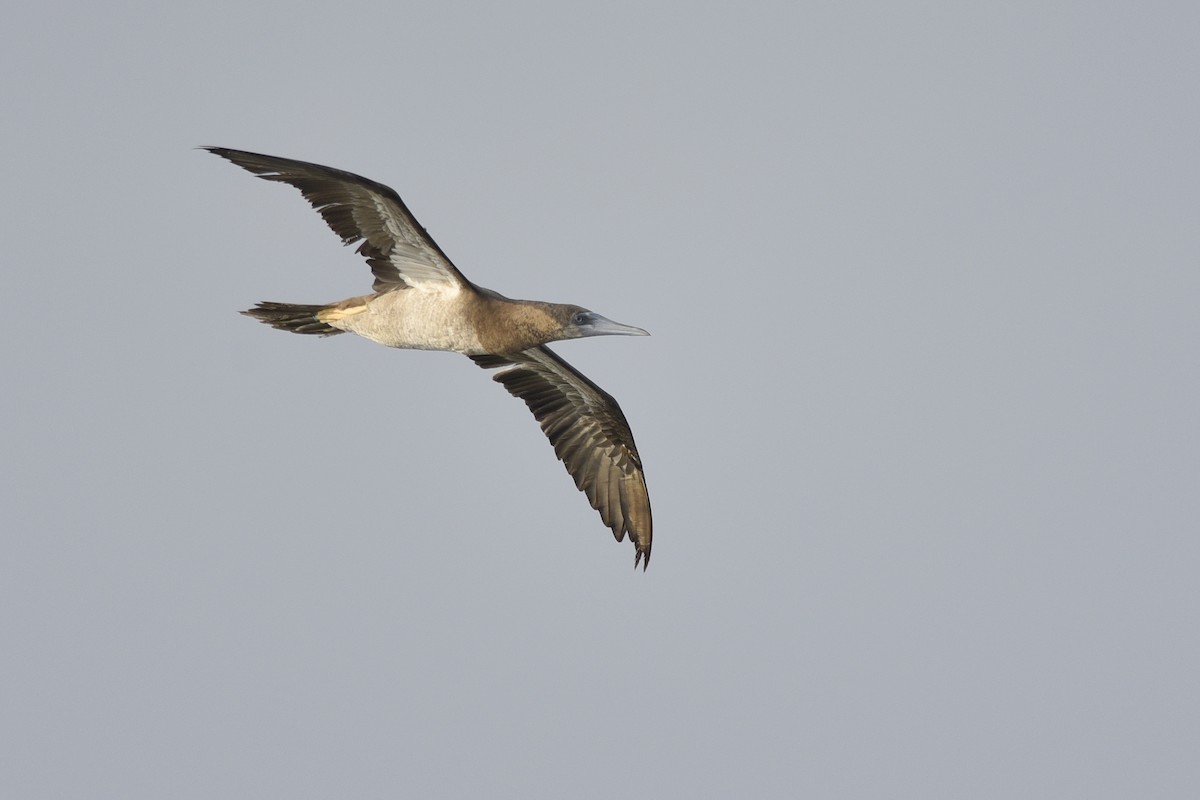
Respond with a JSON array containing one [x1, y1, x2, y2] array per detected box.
[[205, 148, 652, 569]]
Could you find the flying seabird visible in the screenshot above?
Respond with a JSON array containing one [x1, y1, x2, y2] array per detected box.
[[205, 148, 653, 569]]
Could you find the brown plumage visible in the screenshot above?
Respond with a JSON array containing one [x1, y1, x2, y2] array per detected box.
[[205, 147, 653, 569]]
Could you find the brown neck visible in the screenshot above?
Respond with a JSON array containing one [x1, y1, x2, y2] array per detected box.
[[470, 296, 565, 355]]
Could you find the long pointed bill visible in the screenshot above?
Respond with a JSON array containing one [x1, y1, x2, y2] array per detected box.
[[581, 313, 650, 337]]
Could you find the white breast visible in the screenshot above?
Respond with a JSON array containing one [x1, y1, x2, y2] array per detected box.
[[331, 286, 486, 354]]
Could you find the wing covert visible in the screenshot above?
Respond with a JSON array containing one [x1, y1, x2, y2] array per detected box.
[[472, 346, 652, 569], [204, 147, 471, 292]]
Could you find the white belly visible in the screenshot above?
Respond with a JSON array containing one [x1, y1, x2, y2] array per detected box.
[[327, 286, 486, 354]]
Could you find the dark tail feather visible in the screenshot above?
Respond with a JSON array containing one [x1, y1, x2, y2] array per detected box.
[[241, 301, 344, 336]]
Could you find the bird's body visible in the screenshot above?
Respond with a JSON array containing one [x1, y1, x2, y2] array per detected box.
[[315, 287, 592, 355], [318, 285, 487, 353], [205, 148, 653, 568]]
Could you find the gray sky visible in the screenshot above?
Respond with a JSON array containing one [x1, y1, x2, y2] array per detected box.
[[3, 2, 1198, 797]]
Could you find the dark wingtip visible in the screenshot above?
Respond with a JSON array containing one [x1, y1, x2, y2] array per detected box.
[[635, 548, 650, 572]]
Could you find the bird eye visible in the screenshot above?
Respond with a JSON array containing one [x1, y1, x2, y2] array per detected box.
[[572, 311, 590, 325]]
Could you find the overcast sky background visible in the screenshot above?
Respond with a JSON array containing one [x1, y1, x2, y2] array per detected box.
[[2, 2, 1197, 798]]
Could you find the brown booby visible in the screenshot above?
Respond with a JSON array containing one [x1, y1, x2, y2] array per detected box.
[[205, 148, 653, 569]]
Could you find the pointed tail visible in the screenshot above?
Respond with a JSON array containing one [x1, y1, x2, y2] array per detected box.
[[241, 301, 344, 336]]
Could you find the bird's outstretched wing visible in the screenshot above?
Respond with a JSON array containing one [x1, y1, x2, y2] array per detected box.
[[472, 346, 652, 569], [204, 147, 471, 292]]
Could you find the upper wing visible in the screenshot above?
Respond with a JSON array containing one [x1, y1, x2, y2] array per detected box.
[[204, 147, 471, 292], [471, 346, 652, 570]]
